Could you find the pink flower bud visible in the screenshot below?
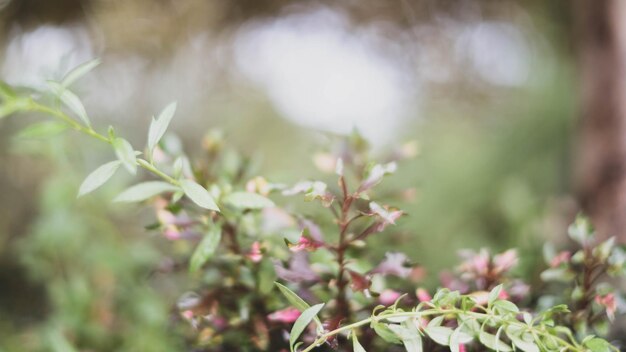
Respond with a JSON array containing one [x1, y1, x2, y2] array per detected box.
[[287, 235, 323, 252], [181, 310, 194, 320], [379, 289, 402, 305], [595, 293, 616, 321], [164, 225, 181, 240], [268, 307, 301, 323], [246, 241, 263, 263], [416, 288, 432, 302], [550, 251, 571, 268]]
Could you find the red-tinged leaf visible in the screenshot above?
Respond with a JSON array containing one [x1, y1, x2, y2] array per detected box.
[[348, 270, 371, 292], [284, 232, 324, 252]]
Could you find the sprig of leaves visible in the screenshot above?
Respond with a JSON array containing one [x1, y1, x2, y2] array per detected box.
[[281, 284, 618, 352]]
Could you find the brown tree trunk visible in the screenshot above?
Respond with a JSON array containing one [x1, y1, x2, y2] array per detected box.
[[576, 0, 626, 240]]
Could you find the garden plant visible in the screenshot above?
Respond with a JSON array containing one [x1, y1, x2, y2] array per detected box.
[[0, 60, 624, 351]]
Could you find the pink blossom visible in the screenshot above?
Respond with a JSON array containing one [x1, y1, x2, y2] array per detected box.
[[416, 288, 432, 302], [287, 235, 322, 252], [595, 293, 617, 321], [164, 225, 181, 240], [459, 344, 467, 352], [181, 310, 194, 320], [379, 289, 402, 305], [268, 307, 301, 323], [550, 251, 571, 268], [247, 241, 263, 262]]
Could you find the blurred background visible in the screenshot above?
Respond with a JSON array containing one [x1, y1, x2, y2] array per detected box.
[[0, 0, 622, 350]]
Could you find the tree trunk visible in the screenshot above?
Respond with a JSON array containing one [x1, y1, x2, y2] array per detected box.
[[575, 0, 626, 240]]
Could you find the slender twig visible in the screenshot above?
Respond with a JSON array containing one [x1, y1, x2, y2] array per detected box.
[[25, 99, 180, 187]]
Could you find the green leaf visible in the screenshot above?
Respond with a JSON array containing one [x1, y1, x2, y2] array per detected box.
[[505, 326, 538, 352], [16, 121, 68, 139], [449, 324, 474, 352], [352, 332, 367, 352], [488, 284, 503, 307], [289, 303, 324, 351], [372, 322, 402, 344], [388, 320, 423, 352], [189, 227, 221, 273], [584, 338, 611, 352], [540, 268, 576, 282], [479, 330, 512, 352], [47, 81, 91, 126], [147, 102, 177, 153], [113, 181, 179, 202], [424, 326, 453, 346], [78, 160, 121, 197], [61, 58, 101, 87], [113, 137, 137, 175], [180, 179, 219, 211], [222, 191, 274, 210], [275, 282, 311, 312], [492, 300, 519, 314], [275, 282, 323, 329]]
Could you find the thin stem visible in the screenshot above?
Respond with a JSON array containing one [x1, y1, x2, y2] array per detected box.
[[25, 100, 180, 187]]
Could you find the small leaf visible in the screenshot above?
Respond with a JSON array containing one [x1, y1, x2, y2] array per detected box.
[[222, 191, 274, 210], [506, 326, 539, 352], [369, 202, 400, 225], [113, 137, 137, 174], [352, 332, 367, 352], [275, 282, 323, 329], [493, 300, 519, 314], [78, 160, 121, 197], [450, 324, 474, 352], [372, 322, 402, 344], [47, 81, 91, 126], [61, 58, 101, 87], [388, 320, 423, 352], [113, 181, 179, 202], [358, 162, 397, 192], [488, 284, 503, 307], [289, 303, 324, 351], [479, 330, 512, 352], [148, 102, 177, 153], [16, 121, 68, 139], [584, 338, 611, 352], [189, 227, 221, 273], [275, 282, 311, 312], [180, 179, 220, 211], [424, 326, 453, 346]]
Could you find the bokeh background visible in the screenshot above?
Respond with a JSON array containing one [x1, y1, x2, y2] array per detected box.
[[0, 0, 618, 350]]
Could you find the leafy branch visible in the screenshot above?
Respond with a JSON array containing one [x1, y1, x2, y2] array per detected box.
[[280, 285, 618, 352], [0, 59, 218, 211]]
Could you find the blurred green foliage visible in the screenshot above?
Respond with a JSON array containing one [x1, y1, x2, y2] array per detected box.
[[0, 137, 181, 351]]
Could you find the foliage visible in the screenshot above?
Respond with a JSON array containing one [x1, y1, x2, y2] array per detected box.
[[0, 60, 624, 351]]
